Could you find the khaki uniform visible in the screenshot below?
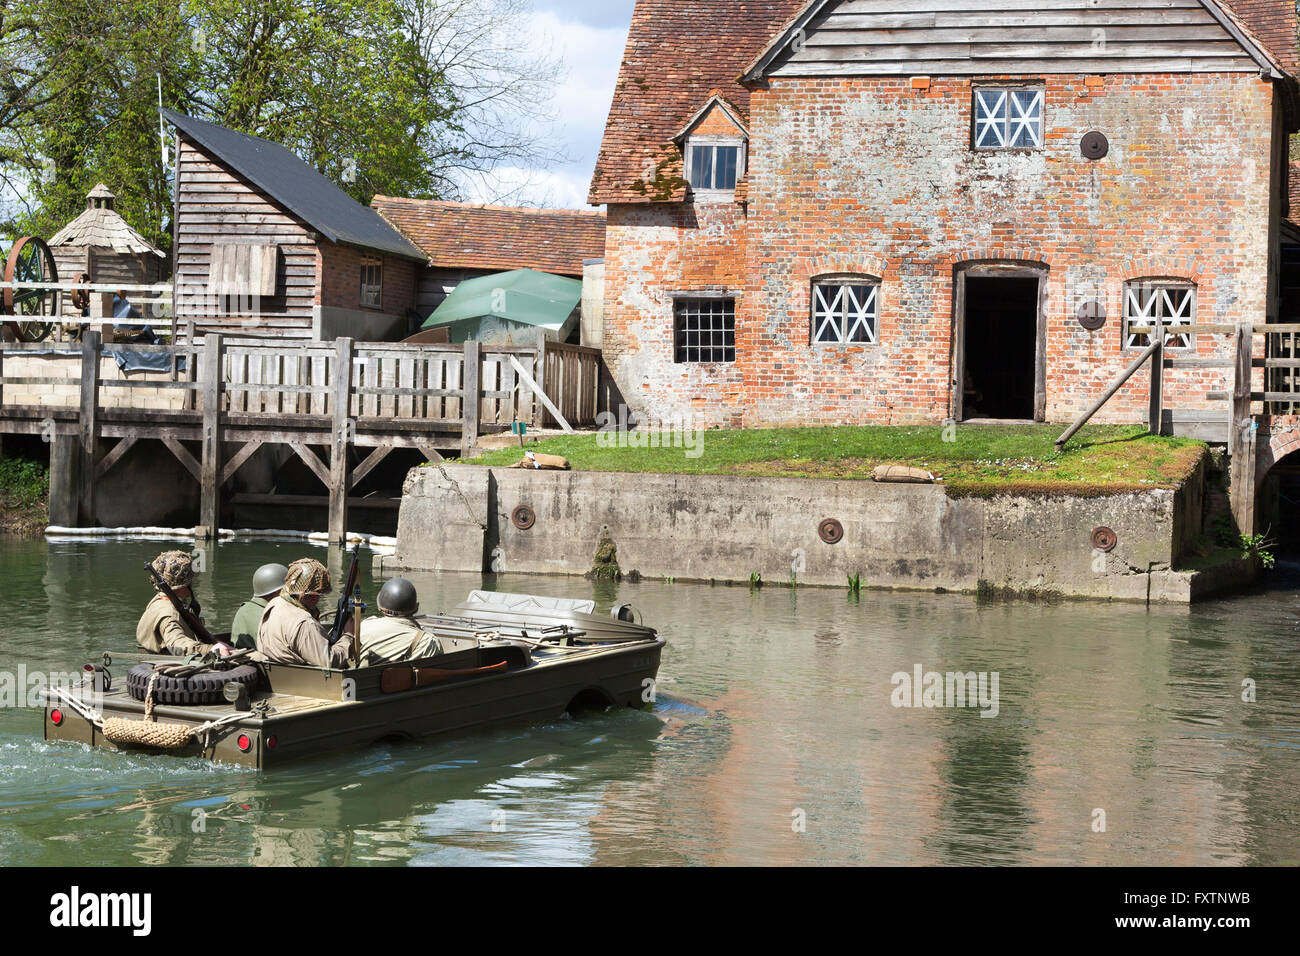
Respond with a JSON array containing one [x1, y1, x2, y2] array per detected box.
[[230, 597, 269, 650], [358, 614, 443, 668], [257, 595, 351, 668], [136, 594, 205, 657]]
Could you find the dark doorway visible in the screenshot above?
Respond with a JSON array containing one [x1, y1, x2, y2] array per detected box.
[[961, 276, 1038, 420]]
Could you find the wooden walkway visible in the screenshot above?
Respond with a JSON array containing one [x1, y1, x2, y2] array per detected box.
[[0, 330, 603, 541]]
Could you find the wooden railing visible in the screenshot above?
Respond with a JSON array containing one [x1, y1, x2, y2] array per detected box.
[[0, 330, 604, 428]]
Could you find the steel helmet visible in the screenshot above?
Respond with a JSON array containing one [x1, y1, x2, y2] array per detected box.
[[377, 577, 419, 616], [252, 563, 289, 598]]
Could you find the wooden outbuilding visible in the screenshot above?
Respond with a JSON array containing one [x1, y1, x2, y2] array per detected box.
[[164, 110, 426, 342], [48, 184, 166, 317]]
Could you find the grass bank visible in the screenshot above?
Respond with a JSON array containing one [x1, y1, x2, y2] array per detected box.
[[468, 424, 1206, 496], [0, 455, 49, 537]]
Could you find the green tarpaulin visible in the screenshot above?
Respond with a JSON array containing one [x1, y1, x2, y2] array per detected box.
[[421, 268, 582, 344]]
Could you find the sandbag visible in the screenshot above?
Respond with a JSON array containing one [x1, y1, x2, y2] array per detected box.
[[871, 464, 936, 484], [511, 451, 570, 470]]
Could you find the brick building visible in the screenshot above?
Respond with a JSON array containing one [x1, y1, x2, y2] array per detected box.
[[591, 0, 1300, 427], [165, 111, 426, 342], [371, 197, 606, 317]]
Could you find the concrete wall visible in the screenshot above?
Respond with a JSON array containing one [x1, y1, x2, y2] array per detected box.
[[312, 305, 405, 343], [388, 463, 1212, 602]]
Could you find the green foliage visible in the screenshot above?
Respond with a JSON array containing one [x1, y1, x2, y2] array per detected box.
[[847, 573, 860, 594], [1239, 532, 1277, 570], [1, 0, 559, 247], [748, 571, 762, 590], [0, 455, 49, 506]]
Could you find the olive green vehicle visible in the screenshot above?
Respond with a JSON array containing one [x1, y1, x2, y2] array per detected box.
[[40, 591, 665, 769]]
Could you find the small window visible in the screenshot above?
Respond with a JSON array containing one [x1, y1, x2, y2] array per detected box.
[[674, 298, 735, 363], [360, 258, 382, 308], [973, 88, 1043, 149], [812, 280, 879, 345], [687, 143, 742, 191], [1123, 282, 1194, 350]]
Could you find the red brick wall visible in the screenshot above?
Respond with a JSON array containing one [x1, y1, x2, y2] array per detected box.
[[317, 242, 419, 317], [603, 73, 1281, 427]]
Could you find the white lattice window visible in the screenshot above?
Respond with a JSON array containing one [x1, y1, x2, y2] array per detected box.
[[1123, 283, 1194, 350], [812, 281, 878, 345], [974, 88, 1044, 149]]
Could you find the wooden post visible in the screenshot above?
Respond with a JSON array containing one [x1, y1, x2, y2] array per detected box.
[[534, 328, 548, 427], [199, 333, 223, 538], [329, 337, 354, 544], [78, 330, 101, 523], [184, 319, 197, 410], [1229, 322, 1257, 535], [1148, 338, 1163, 436], [461, 339, 481, 458], [49, 434, 81, 527]]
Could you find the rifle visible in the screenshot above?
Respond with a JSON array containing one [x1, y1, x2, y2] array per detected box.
[[330, 541, 363, 648], [144, 561, 215, 644]]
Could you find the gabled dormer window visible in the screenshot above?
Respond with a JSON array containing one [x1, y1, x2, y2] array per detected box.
[[688, 142, 741, 190], [686, 136, 745, 197]]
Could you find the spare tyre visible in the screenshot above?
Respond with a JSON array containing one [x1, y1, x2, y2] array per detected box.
[[126, 662, 260, 706]]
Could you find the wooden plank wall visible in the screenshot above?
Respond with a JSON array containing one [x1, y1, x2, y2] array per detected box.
[[771, 0, 1261, 76], [174, 138, 317, 340]]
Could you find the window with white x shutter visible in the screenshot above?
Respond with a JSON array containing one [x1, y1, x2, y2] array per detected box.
[[811, 280, 879, 345], [973, 87, 1044, 150], [1123, 282, 1195, 350]]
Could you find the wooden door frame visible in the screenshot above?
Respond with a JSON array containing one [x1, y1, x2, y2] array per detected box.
[[951, 262, 1048, 422]]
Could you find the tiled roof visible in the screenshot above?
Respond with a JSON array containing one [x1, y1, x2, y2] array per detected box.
[[49, 185, 165, 256], [371, 197, 606, 276], [589, 0, 804, 205], [592, 0, 1298, 206], [1221, 0, 1298, 74]]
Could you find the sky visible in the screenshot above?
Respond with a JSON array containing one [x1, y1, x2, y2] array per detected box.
[[464, 0, 635, 210]]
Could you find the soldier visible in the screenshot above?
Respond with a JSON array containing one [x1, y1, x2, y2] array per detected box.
[[137, 550, 228, 657], [257, 557, 354, 668], [230, 563, 288, 650], [358, 578, 442, 667]]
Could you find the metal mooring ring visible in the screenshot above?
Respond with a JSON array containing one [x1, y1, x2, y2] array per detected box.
[[511, 505, 536, 531], [1091, 526, 1117, 553], [818, 518, 844, 545]]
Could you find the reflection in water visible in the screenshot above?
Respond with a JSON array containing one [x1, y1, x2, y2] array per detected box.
[[0, 536, 1298, 865]]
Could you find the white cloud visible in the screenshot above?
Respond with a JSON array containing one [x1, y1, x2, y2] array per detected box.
[[465, 7, 628, 210]]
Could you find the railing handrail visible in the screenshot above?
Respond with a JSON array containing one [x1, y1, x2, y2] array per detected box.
[[1055, 339, 1161, 450]]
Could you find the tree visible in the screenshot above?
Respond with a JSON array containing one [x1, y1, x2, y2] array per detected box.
[[1, 0, 562, 252]]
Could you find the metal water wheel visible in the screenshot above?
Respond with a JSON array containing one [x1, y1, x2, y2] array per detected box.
[[2, 236, 59, 342]]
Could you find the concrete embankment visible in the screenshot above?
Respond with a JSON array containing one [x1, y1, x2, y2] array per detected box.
[[384, 460, 1246, 602]]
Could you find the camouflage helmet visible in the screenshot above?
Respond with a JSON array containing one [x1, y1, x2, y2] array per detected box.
[[252, 563, 289, 598], [283, 557, 332, 596], [377, 577, 418, 616], [150, 550, 194, 589]]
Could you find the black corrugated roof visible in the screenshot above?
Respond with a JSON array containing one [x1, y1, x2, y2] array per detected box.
[[163, 109, 427, 262]]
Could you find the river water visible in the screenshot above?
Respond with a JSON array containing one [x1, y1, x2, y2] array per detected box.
[[0, 536, 1297, 866]]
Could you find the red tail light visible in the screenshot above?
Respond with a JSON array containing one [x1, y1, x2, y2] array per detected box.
[[237, 734, 252, 752], [266, 735, 278, 750], [50, 709, 63, 726]]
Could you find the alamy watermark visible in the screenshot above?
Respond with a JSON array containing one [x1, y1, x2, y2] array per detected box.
[[0, 664, 104, 710], [595, 404, 704, 458], [890, 664, 999, 718]]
